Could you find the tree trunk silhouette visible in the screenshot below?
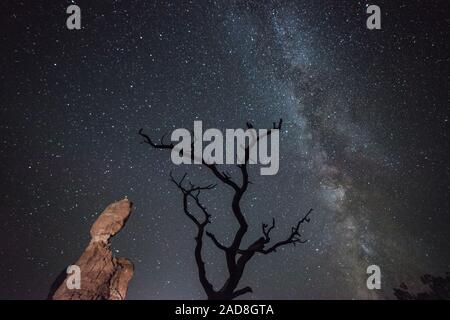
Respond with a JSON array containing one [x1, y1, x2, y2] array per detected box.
[[139, 119, 312, 300]]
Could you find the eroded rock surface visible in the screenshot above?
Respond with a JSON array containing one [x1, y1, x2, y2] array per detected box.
[[50, 198, 134, 300]]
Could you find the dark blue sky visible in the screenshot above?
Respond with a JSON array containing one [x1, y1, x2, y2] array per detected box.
[[0, 0, 448, 299]]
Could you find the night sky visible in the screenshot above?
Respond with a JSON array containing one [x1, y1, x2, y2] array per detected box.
[[0, 1, 448, 299]]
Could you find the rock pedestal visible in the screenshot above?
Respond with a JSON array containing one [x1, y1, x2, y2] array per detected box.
[[51, 199, 134, 300]]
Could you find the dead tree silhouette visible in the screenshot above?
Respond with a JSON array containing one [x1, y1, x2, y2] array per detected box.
[[139, 119, 312, 300]]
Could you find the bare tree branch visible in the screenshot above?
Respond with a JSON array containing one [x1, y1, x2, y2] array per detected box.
[[168, 172, 215, 297], [140, 119, 312, 300], [231, 286, 253, 299], [256, 209, 313, 255], [138, 128, 174, 149], [205, 231, 228, 251]]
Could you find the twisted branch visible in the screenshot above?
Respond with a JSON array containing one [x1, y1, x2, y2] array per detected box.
[[140, 119, 312, 300]]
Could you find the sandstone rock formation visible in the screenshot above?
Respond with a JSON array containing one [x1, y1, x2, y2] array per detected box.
[[50, 198, 134, 300]]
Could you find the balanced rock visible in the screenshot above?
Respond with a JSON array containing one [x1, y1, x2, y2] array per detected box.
[[50, 198, 134, 300]]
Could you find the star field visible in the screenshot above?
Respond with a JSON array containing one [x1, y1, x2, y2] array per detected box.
[[0, 0, 448, 299]]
